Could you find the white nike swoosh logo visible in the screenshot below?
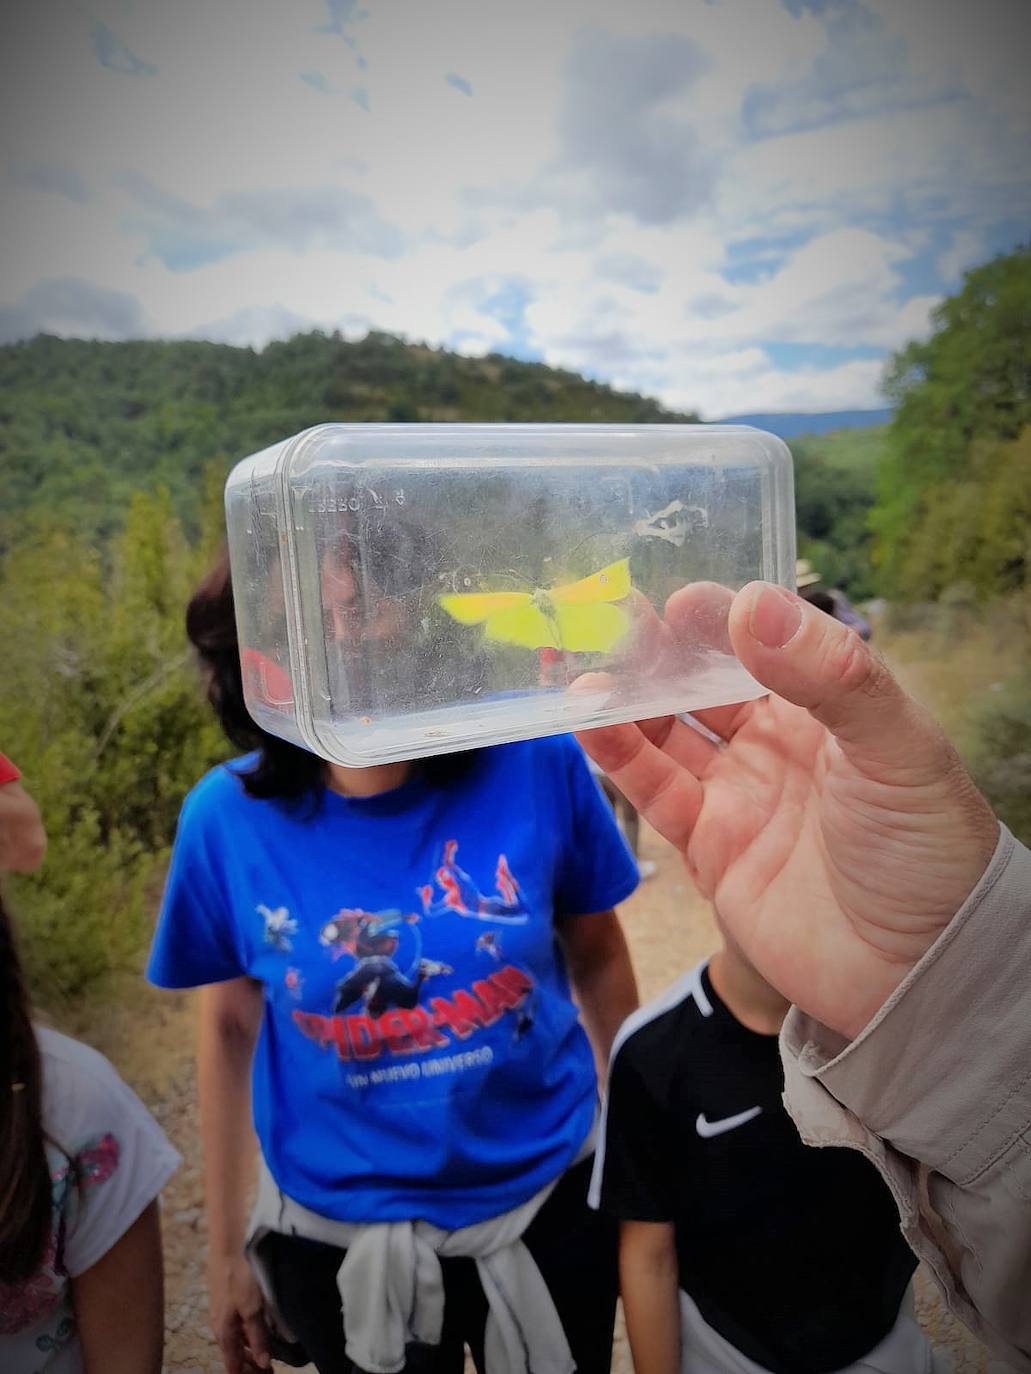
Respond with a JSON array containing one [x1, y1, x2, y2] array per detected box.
[[695, 1107, 762, 1138]]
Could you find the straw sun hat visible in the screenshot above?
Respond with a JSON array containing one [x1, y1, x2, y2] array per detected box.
[[795, 558, 822, 589]]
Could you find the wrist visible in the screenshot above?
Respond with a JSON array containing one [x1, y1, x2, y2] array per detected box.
[[836, 974, 915, 1042], [207, 1242, 247, 1275]]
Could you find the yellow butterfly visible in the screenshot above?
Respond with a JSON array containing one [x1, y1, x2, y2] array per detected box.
[[438, 559, 631, 652]]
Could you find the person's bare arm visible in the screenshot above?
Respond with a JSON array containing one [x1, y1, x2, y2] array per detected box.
[[74, 1201, 164, 1374], [198, 976, 270, 1373], [620, 1219, 681, 1374], [0, 779, 47, 872], [558, 910, 638, 1083]]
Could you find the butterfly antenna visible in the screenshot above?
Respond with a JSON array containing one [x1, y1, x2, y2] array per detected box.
[[498, 567, 535, 589], [548, 529, 630, 581]]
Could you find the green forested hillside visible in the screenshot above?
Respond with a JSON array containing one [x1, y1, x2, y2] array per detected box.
[[0, 325, 883, 592], [0, 330, 690, 546]]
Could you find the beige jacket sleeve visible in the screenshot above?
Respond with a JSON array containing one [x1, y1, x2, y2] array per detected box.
[[781, 825, 1031, 1373]]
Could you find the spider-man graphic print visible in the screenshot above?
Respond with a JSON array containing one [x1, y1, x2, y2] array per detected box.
[[419, 841, 527, 922]]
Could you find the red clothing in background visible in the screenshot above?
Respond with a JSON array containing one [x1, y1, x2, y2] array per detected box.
[[0, 753, 22, 785]]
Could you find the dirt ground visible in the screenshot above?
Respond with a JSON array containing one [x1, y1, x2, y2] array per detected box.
[[74, 822, 992, 1374]]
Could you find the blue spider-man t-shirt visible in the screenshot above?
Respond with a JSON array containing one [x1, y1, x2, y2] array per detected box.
[[147, 735, 638, 1227]]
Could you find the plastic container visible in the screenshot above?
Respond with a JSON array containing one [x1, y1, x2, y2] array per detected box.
[[224, 423, 795, 765]]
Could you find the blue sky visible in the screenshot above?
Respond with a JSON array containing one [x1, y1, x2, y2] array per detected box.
[[0, 0, 1028, 416]]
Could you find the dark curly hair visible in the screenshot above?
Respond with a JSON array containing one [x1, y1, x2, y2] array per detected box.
[[186, 551, 478, 801], [0, 890, 51, 1284]]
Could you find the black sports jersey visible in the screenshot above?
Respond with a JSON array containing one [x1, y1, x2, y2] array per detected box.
[[592, 961, 917, 1374]]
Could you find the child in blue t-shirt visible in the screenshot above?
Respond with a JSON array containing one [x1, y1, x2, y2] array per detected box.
[[148, 550, 640, 1374]]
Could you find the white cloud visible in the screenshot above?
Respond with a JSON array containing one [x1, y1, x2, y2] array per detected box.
[[0, 276, 151, 343], [937, 230, 987, 286], [516, 225, 932, 412], [0, 0, 1027, 414], [666, 356, 887, 417], [189, 302, 329, 348], [865, 0, 1031, 138]]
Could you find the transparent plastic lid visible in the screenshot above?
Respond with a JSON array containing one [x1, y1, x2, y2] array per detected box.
[[224, 424, 796, 765]]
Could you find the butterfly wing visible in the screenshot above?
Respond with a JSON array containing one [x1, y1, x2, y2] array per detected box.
[[483, 602, 561, 649], [438, 590, 529, 625], [554, 602, 629, 653], [551, 558, 631, 605], [439, 560, 630, 652]]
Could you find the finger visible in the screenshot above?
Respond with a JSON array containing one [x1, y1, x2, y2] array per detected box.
[[567, 669, 617, 695], [242, 1308, 272, 1371], [683, 700, 752, 742], [236, 1291, 271, 1373], [663, 580, 735, 655], [218, 1325, 244, 1374], [576, 721, 704, 850], [636, 713, 721, 776], [232, 1355, 263, 1374], [661, 582, 758, 741], [622, 587, 675, 666], [727, 582, 952, 779], [580, 712, 718, 780]]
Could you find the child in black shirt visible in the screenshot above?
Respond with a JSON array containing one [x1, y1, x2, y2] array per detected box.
[[592, 944, 950, 1374]]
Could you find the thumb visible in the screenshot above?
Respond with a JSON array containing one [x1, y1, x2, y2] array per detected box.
[[727, 582, 951, 780]]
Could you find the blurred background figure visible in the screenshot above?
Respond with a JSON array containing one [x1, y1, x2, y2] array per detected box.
[[0, 754, 47, 873], [0, 756, 179, 1374], [796, 560, 872, 641]]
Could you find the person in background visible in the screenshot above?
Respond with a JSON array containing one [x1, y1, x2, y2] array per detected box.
[[595, 939, 944, 1373], [0, 766, 180, 1374], [0, 752, 47, 872], [796, 559, 872, 640], [147, 550, 639, 1374], [578, 581, 1031, 1372]]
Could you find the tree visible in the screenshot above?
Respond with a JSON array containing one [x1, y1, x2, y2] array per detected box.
[[791, 434, 879, 597], [0, 498, 227, 997], [873, 244, 1031, 597]]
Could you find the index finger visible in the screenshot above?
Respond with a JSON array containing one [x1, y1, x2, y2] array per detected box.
[[618, 586, 676, 670], [663, 580, 736, 655], [576, 720, 704, 851], [661, 581, 761, 741]]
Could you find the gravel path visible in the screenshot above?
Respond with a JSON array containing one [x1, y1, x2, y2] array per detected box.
[[81, 824, 991, 1372]]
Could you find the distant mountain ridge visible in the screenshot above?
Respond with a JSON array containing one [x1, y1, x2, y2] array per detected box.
[[715, 409, 892, 438]]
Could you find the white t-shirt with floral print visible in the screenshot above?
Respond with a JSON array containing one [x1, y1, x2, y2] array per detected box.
[[0, 1028, 180, 1373]]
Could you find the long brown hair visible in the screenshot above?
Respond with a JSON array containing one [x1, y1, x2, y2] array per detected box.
[[0, 889, 51, 1284], [186, 551, 329, 800], [187, 550, 480, 801]]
